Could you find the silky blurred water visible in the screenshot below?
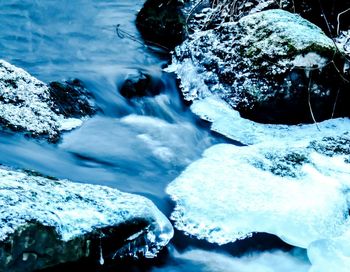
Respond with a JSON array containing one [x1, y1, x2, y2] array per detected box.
[[0, 0, 219, 201]]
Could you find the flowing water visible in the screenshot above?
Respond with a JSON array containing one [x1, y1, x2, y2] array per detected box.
[[0, 1, 307, 271]]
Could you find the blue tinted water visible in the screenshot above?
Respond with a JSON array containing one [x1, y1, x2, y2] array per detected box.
[[0, 1, 297, 271], [0, 0, 218, 198]]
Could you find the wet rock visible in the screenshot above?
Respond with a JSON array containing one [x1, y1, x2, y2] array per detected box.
[[119, 71, 162, 99], [0, 166, 173, 272], [49, 79, 96, 118], [136, 0, 187, 48], [169, 9, 350, 124], [0, 60, 95, 141]]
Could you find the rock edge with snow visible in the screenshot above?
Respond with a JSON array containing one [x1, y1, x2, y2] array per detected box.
[[0, 166, 173, 271]]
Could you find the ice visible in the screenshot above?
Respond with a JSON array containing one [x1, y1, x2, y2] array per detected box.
[[59, 117, 84, 131], [308, 229, 350, 272], [191, 96, 350, 145], [167, 141, 350, 248]]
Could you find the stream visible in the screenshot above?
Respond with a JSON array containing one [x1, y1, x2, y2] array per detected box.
[[0, 1, 308, 271]]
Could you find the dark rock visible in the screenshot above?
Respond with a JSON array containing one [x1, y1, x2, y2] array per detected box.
[[136, 0, 187, 48], [120, 71, 162, 99], [49, 79, 96, 118]]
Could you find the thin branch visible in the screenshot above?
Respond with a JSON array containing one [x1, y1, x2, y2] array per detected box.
[[331, 88, 341, 119], [337, 8, 350, 36], [307, 71, 321, 131]]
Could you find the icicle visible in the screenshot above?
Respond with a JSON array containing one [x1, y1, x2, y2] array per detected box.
[[99, 237, 104, 266]]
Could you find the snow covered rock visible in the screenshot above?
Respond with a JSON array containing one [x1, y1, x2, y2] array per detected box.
[[169, 9, 350, 124], [166, 134, 350, 248], [0, 167, 173, 271], [0, 60, 94, 141]]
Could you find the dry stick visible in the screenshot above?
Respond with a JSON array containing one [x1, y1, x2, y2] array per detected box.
[[115, 24, 170, 52], [337, 8, 350, 36], [307, 71, 321, 131], [331, 88, 341, 119], [332, 61, 350, 83]]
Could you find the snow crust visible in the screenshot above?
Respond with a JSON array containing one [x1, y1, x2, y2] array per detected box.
[[166, 5, 350, 271], [167, 141, 350, 247], [191, 96, 350, 145], [308, 229, 350, 272], [0, 167, 173, 258], [0, 60, 84, 139]]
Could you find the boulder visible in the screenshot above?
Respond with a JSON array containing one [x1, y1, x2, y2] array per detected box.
[[0, 60, 95, 141], [0, 166, 173, 271], [136, 0, 187, 48], [170, 9, 350, 124]]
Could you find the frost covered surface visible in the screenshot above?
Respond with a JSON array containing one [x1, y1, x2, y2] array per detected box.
[[336, 30, 350, 57], [0, 60, 85, 140], [170, 9, 335, 103], [167, 138, 350, 248], [191, 96, 350, 145], [169, 9, 349, 123], [0, 166, 173, 258]]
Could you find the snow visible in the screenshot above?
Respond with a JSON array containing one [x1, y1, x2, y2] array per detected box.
[[191, 96, 350, 145], [292, 53, 329, 69], [308, 229, 350, 272], [167, 140, 350, 248], [0, 166, 173, 258], [166, 4, 350, 271], [59, 117, 84, 131], [0, 60, 84, 139], [168, 9, 336, 107]]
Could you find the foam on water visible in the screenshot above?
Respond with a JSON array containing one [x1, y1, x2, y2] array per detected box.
[[152, 248, 310, 272]]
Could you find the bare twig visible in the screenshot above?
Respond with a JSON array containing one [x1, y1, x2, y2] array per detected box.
[[337, 8, 350, 36], [115, 24, 170, 52], [331, 88, 341, 119], [307, 71, 321, 131]]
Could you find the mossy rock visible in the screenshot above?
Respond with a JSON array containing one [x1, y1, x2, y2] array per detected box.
[[171, 9, 350, 124]]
